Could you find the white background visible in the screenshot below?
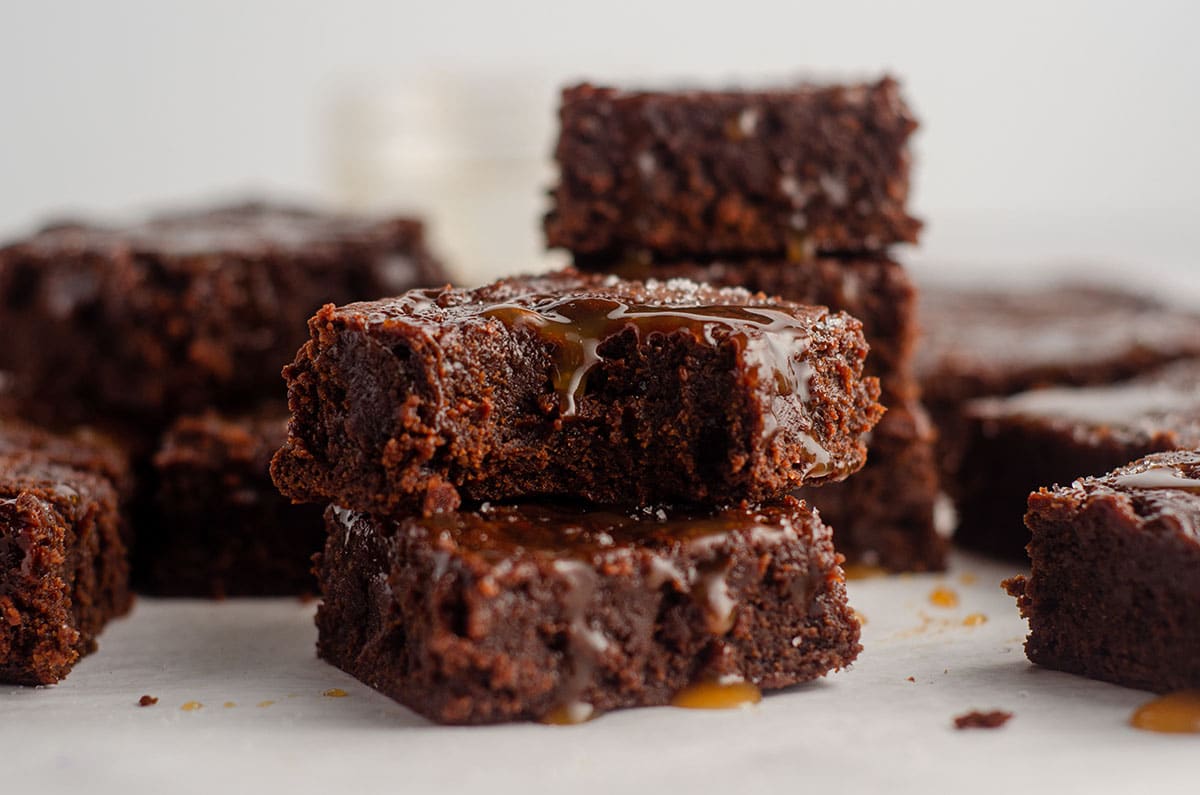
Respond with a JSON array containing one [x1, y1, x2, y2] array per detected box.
[[2, 0, 1199, 276]]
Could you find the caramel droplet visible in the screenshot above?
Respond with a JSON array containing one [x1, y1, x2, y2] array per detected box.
[[180, 701, 203, 712], [323, 688, 348, 698], [958, 573, 978, 586], [962, 613, 988, 627], [843, 564, 888, 581], [541, 701, 595, 725], [671, 679, 762, 710], [257, 700, 275, 708], [929, 586, 959, 608], [1131, 691, 1200, 733], [223, 701, 236, 708]]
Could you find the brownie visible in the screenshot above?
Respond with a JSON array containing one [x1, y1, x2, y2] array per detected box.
[[545, 78, 921, 259], [135, 407, 325, 597], [797, 399, 945, 571], [952, 359, 1200, 558], [591, 254, 918, 399], [1005, 450, 1200, 692], [317, 496, 860, 724], [916, 284, 1200, 410], [272, 270, 882, 515], [0, 201, 447, 428], [0, 455, 130, 684]]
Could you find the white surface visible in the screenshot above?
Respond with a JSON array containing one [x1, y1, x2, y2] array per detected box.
[[3, 1, 1200, 245], [4, 552, 1193, 795]]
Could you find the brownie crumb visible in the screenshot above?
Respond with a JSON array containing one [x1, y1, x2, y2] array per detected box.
[[906, 676, 915, 683], [954, 710, 1012, 729], [138, 695, 158, 707]]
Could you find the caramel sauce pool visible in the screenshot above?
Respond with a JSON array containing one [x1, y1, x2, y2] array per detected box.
[[671, 680, 762, 710], [1130, 691, 1200, 733]]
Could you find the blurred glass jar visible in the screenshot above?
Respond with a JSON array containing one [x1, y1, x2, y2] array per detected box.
[[325, 72, 565, 286]]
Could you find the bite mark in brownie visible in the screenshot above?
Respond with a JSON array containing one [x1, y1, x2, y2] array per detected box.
[[0, 455, 130, 685], [1005, 451, 1200, 692], [797, 399, 945, 571], [590, 254, 918, 397], [136, 407, 326, 597], [582, 255, 941, 570], [316, 497, 860, 724], [0, 201, 447, 428], [952, 359, 1200, 558], [271, 270, 882, 515], [545, 78, 920, 258]]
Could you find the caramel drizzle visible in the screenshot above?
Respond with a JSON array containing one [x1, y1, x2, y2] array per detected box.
[[484, 296, 813, 417], [1113, 467, 1200, 493]]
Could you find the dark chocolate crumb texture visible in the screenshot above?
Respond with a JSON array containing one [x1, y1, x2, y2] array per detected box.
[[545, 78, 920, 259], [317, 496, 860, 725], [0, 455, 130, 685], [0, 201, 447, 427], [272, 270, 882, 515], [1006, 451, 1200, 693]]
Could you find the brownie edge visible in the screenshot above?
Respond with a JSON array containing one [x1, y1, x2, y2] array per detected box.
[[316, 497, 860, 725]]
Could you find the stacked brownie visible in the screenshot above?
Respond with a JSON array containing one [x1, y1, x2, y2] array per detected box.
[[0, 202, 448, 603], [272, 269, 882, 723], [545, 77, 943, 570]]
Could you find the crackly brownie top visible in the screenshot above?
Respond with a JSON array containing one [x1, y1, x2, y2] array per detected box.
[[917, 284, 1200, 401], [156, 407, 286, 473], [336, 269, 855, 417], [1049, 451, 1200, 540], [0, 419, 130, 497], [5, 201, 425, 259], [966, 359, 1200, 449], [0, 454, 115, 522], [564, 76, 913, 120], [368, 498, 819, 564]]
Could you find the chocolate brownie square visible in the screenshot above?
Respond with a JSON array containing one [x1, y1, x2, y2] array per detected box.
[[1005, 451, 1200, 692], [0, 455, 130, 684], [545, 78, 920, 259], [797, 399, 945, 571], [136, 407, 325, 597], [271, 270, 883, 515], [0, 201, 446, 428], [916, 284, 1200, 410], [317, 497, 860, 724], [952, 359, 1200, 558]]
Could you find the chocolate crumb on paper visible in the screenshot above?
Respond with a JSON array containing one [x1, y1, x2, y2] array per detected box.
[[954, 710, 1013, 729], [137, 695, 158, 707]]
